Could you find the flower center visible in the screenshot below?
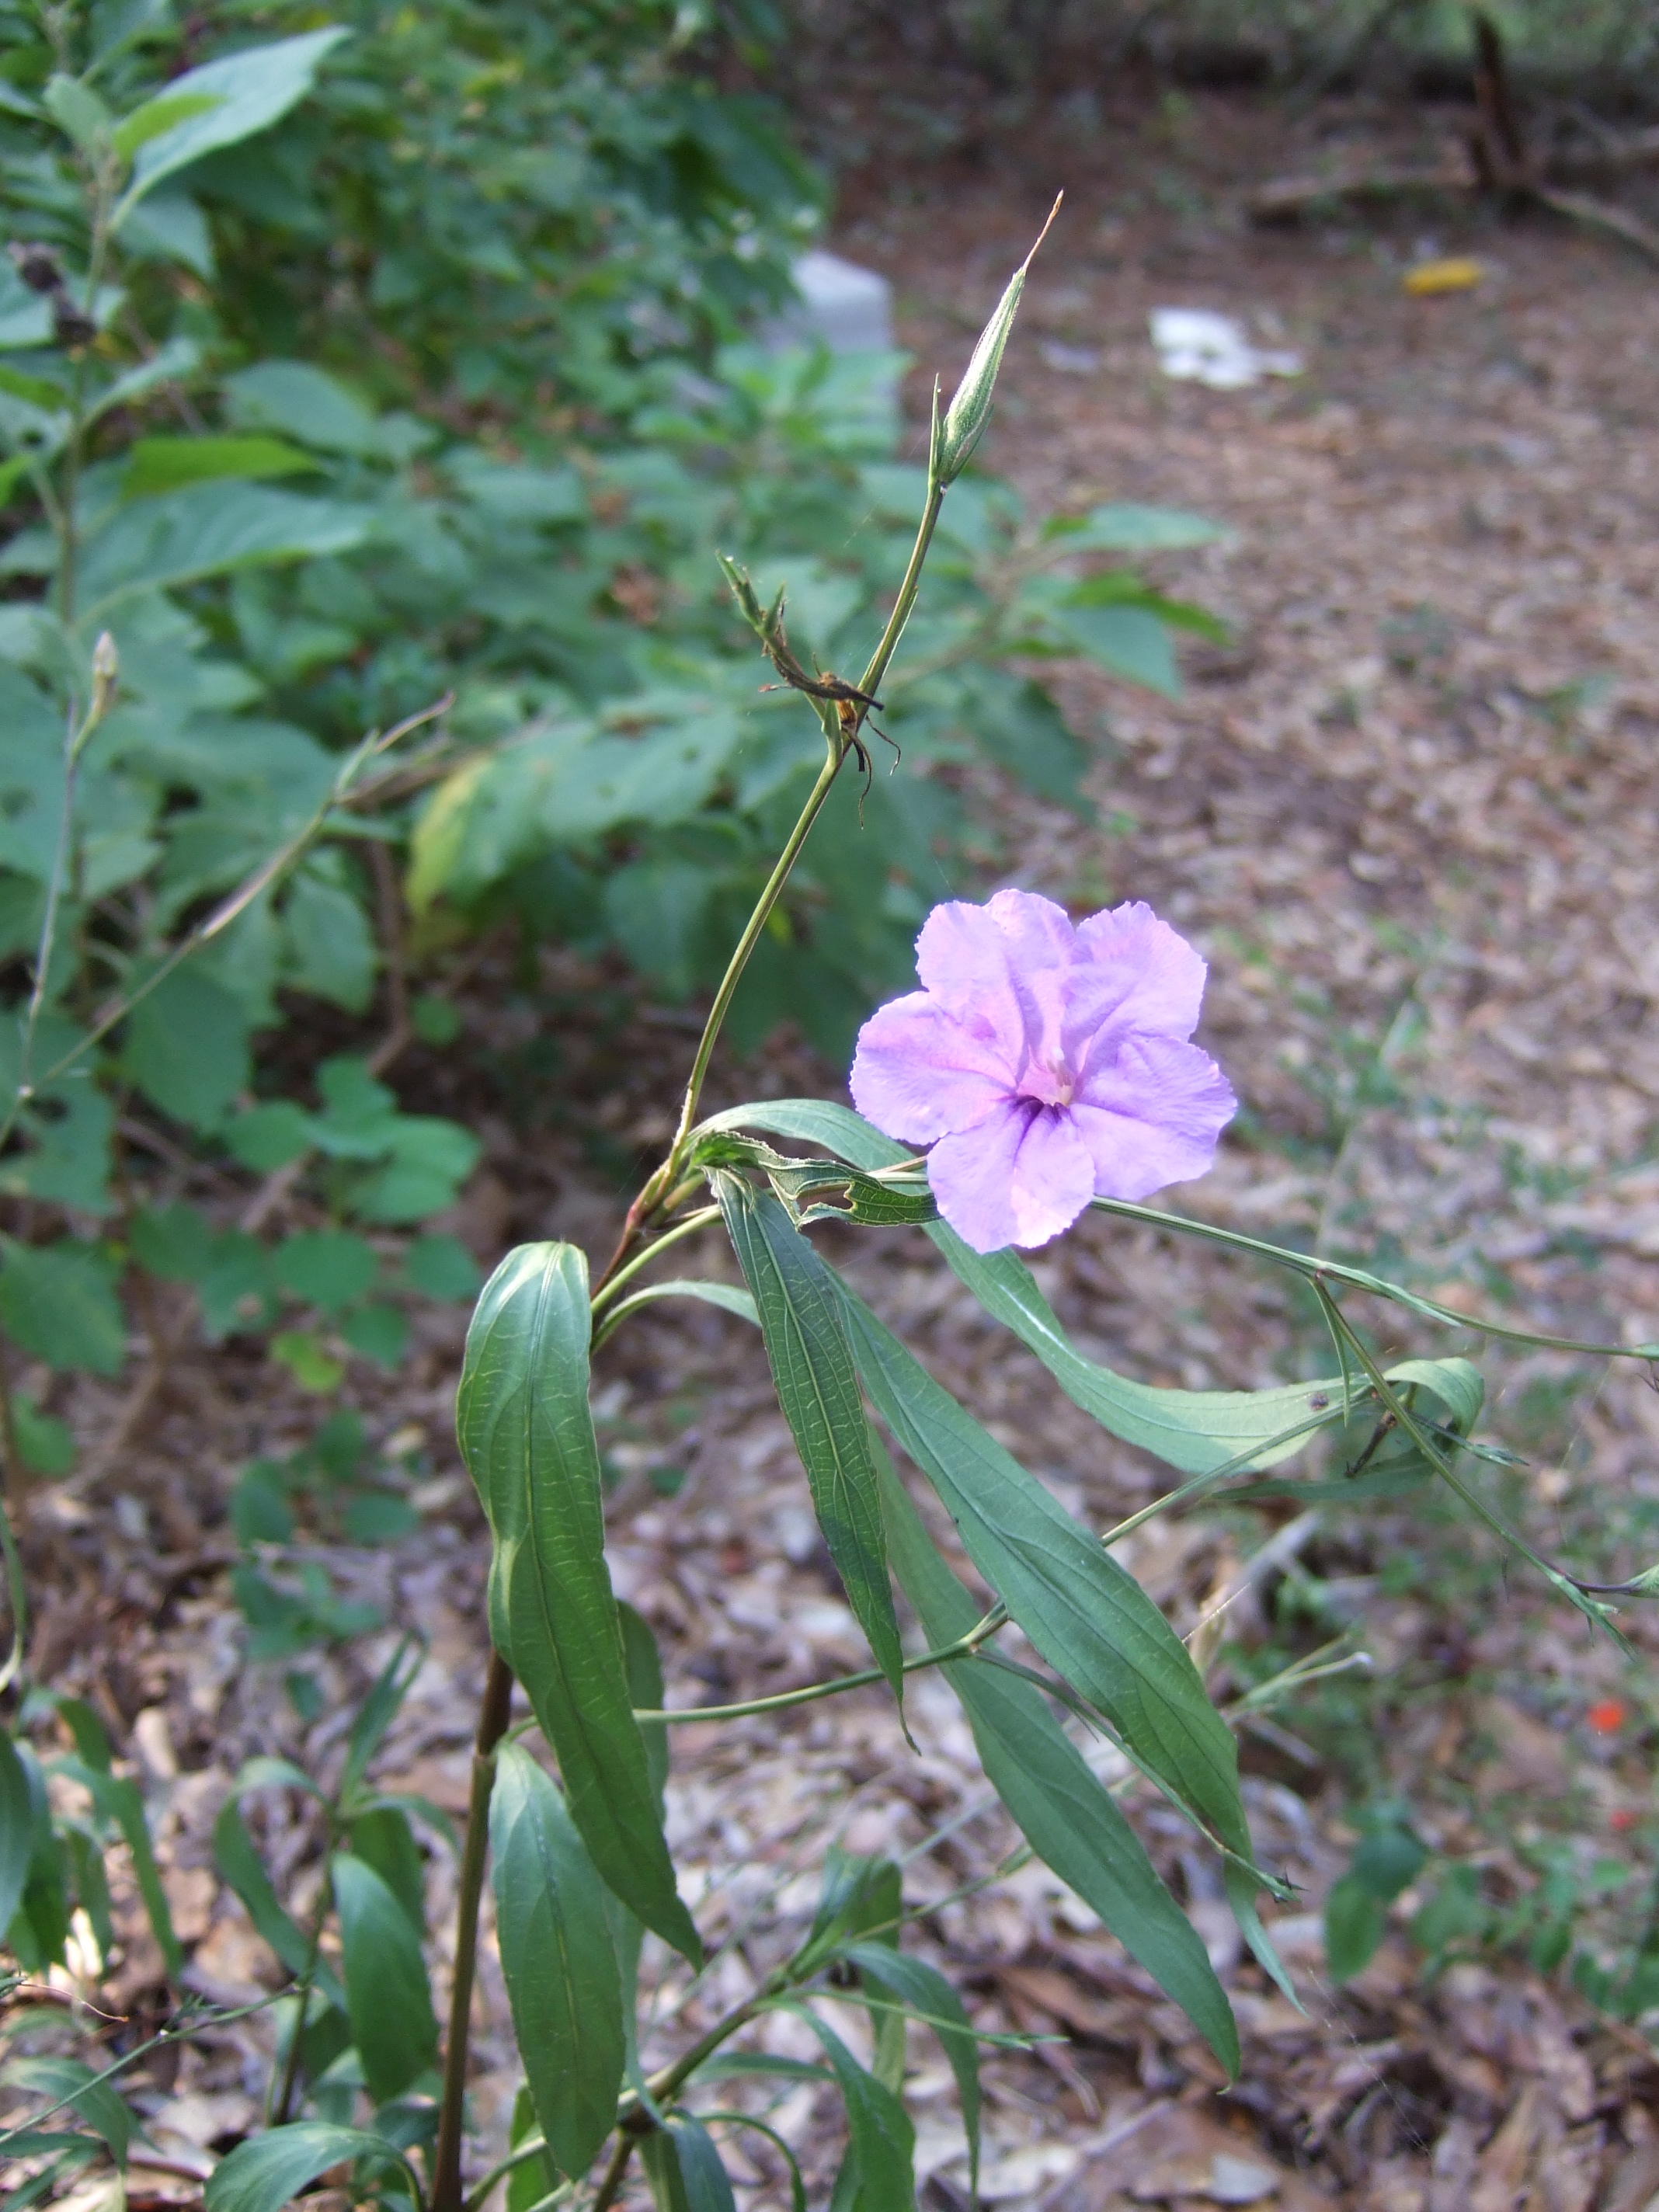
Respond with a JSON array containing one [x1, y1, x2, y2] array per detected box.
[[1017, 1057, 1075, 1110]]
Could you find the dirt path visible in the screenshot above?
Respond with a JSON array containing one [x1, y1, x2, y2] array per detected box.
[[12, 89, 1659, 2212]]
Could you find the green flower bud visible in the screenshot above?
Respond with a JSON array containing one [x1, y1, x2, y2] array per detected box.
[[936, 193, 1062, 486]]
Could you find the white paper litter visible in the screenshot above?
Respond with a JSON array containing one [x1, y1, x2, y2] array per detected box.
[[1150, 306, 1302, 389], [765, 249, 893, 353]]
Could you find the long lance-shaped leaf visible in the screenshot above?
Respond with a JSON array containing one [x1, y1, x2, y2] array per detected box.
[[877, 1451, 1238, 2074], [490, 1745, 624, 2181], [695, 1103, 1349, 1476], [713, 1175, 904, 1704], [836, 1278, 1261, 1876], [457, 1243, 699, 1963], [700, 1097, 1659, 1365]]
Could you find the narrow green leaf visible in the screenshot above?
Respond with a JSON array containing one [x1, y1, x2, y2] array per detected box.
[[0, 1730, 30, 1932], [457, 1242, 699, 1963], [927, 1227, 1341, 1477], [489, 1745, 624, 2181], [332, 1852, 437, 2102], [712, 1177, 903, 1704], [346, 1807, 425, 1936], [844, 1943, 981, 2194], [644, 2115, 737, 2212], [338, 1635, 423, 1809], [212, 1801, 343, 2002], [56, 1758, 180, 1977], [204, 2123, 405, 2212], [2, 2055, 131, 2166], [789, 2010, 915, 2209], [701, 1102, 1480, 1487], [595, 1278, 758, 1341], [840, 1285, 1259, 1876], [878, 1453, 1237, 2073]]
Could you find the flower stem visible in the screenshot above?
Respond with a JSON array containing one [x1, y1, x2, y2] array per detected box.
[[431, 1651, 515, 2212], [667, 739, 845, 1163]]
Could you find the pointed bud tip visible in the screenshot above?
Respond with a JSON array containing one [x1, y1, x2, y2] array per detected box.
[[937, 193, 1066, 485]]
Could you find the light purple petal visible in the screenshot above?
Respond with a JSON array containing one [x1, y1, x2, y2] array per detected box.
[[927, 1099, 1096, 1253], [850, 993, 1014, 1144], [913, 891, 1074, 1079], [1070, 1033, 1236, 1200], [1063, 901, 1209, 1072]]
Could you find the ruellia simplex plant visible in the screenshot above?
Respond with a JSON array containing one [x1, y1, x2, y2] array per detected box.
[[10, 214, 1659, 2212]]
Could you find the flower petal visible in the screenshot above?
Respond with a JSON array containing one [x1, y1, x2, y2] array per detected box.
[[927, 1099, 1095, 1252], [850, 993, 1014, 1144], [1071, 1033, 1236, 1200], [914, 891, 1074, 1076], [1065, 900, 1209, 1070]]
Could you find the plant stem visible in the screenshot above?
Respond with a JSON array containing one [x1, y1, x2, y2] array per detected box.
[[666, 740, 844, 1163], [588, 2133, 635, 2212], [588, 1207, 722, 1322], [432, 1651, 515, 2212], [270, 1878, 330, 2126], [632, 1608, 1006, 1726]]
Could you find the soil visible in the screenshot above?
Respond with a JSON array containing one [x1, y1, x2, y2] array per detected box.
[[10, 83, 1659, 2212]]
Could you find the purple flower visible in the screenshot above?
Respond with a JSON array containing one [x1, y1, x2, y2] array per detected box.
[[850, 889, 1236, 1254]]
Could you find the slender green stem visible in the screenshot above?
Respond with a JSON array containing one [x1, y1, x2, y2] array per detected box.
[[432, 1652, 516, 2212], [270, 1878, 330, 2126], [856, 473, 945, 708], [589, 1208, 722, 1323], [0, 1480, 26, 1694], [461, 2133, 551, 2212], [633, 1608, 1007, 1727], [588, 2133, 635, 2212], [667, 741, 844, 1164]]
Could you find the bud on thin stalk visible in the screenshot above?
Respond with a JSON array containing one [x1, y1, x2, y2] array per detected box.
[[936, 193, 1063, 487], [78, 629, 118, 753]]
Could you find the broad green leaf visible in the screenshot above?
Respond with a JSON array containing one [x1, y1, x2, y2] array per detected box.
[[457, 1243, 699, 1963], [76, 483, 370, 620], [204, 2122, 404, 2212], [119, 30, 350, 214], [713, 1177, 903, 1702], [0, 1237, 125, 1376], [1042, 502, 1226, 551], [123, 965, 251, 1132], [838, 1282, 1261, 1883], [130, 1202, 216, 1284], [489, 1745, 624, 2180], [224, 360, 384, 457], [110, 88, 218, 161], [1049, 603, 1180, 695], [332, 1852, 438, 2102], [0, 1730, 32, 1933], [6, 1742, 68, 1970], [273, 1229, 377, 1313], [2, 2056, 131, 2166], [123, 435, 314, 499], [402, 1234, 481, 1302], [878, 1453, 1237, 2072], [43, 74, 111, 153], [844, 1942, 981, 2193]]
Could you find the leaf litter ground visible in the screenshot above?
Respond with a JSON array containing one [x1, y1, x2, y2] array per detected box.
[[11, 85, 1659, 2212]]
